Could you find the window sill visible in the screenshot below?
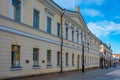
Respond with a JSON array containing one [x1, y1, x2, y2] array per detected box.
[[32, 67, 41, 69], [46, 65, 52, 68], [32, 65, 41, 69], [57, 65, 61, 68], [65, 64, 69, 67], [10, 66, 23, 71], [72, 64, 75, 67]]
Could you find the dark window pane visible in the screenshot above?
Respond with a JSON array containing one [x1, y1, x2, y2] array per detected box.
[[66, 27, 68, 40], [72, 31, 74, 42], [12, 0, 21, 22], [33, 48, 39, 66], [57, 23, 60, 37], [66, 53, 68, 65], [57, 52, 60, 65], [47, 17, 52, 33], [47, 50, 51, 65], [33, 9, 39, 29], [77, 33, 79, 43]]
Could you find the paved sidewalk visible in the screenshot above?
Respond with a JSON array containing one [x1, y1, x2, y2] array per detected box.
[[9, 70, 82, 80], [6, 66, 120, 80]]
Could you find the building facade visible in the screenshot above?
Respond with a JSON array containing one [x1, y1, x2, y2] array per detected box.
[[113, 54, 120, 63], [100, 43, 113, 68], [0, 0, 100, 79]]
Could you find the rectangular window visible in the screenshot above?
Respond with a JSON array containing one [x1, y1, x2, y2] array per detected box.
[[47, 17, 52, 33], [72, 31, 74, 42], [66, 53, 68, 66], [33, 48, 39, 67], [77, 33, 79, 44], [57, 52, 61, 66], [47, 50, 51, 66], [33, 9, 39, 29], [66, 27, 68, 40], [11, 45, 20, 68], [57, 23, 61, 37], [12, 0, 21, 22], [72, 54, 74, 65]]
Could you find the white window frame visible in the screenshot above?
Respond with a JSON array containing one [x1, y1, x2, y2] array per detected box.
[[45, 8, 54, 34], [9, 0, 24, 23]]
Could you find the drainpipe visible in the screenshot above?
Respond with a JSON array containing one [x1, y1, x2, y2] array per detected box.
[[60, 9, 66, 73]]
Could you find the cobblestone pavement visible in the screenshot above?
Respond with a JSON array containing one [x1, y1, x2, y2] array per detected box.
[[10, 66, 120, 80]]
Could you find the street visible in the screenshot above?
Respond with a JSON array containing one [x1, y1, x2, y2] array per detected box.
[[48, 66, 120, 80]]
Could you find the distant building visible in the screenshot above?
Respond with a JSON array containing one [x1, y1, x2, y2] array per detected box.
[[113, 54, 120, 62], [99, 43, 113, 68]]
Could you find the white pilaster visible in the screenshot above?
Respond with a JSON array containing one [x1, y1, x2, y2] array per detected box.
[[9, 0, 14, 19]]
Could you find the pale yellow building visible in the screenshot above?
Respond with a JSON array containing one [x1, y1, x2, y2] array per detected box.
[[0, 0, 100, 79]]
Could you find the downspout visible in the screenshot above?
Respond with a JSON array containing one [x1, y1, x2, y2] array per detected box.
[[60, 9, 66, 73]]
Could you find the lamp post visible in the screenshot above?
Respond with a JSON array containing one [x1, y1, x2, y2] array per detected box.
[[60, 9, 66, 73], [82, 38, 85, 73], [87, 42, 89, 68]]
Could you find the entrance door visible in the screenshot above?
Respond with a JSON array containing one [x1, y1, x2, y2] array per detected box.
[[77, 55, 80, 70]]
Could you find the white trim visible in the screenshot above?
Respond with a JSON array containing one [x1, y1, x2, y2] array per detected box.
[[40, 10, 42, 30], [32, 7, 34, 27], [45, 12, 47, 32], [0, 26, 82, 51]]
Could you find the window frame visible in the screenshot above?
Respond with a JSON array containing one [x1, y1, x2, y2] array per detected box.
[[57, 23, 61, 37], [57, 52, 61, 66], [47, 16, 52, 34], [77, 32, 79, 44], [66, 53, 69, 66], [33, 9, 40, 29], [72, 30, 74, 42], [66, 27, 68, 40], [12, 0, 21, 22], [47, 50, 52, 66], [11, 45, 21, 68], [72, 54, 74, 65], [33, 48, 39, 67]]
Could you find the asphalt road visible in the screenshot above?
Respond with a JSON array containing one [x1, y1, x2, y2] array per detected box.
[[48, 66, 120, 80]]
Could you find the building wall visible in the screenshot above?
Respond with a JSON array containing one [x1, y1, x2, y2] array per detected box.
[[0, 0, 100, 79], [0, 0, 9, 18]]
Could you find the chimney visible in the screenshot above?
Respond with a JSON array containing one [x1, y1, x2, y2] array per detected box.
[[74, 6, 80, 12]]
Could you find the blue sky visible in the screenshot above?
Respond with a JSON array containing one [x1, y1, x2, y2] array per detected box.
[[53, 0, 120, 53]]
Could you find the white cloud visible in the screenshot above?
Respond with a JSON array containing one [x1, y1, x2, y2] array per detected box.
[[81, 9, 103, 17], [87, 20, 120, 37]]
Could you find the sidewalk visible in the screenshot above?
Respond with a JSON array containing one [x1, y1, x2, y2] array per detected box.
[[4, 68, 100, 80]]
